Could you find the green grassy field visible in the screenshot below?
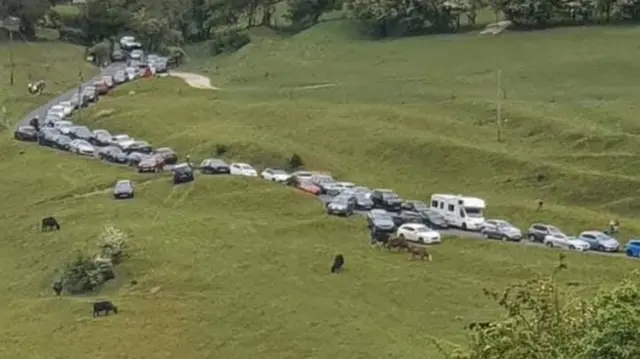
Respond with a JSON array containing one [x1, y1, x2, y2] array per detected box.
[[2, 25, 640, 359]]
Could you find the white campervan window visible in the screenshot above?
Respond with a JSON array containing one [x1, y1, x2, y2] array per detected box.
[[431, 200, 438, 208], [464, 207, 484, 218], [447, 204, 455, 212]]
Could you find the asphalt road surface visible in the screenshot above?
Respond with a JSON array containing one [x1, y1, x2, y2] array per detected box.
[[16, 64, 632, 261]]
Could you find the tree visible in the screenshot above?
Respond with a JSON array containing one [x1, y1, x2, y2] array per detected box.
[[77, 0, 135, 43], [0, 0, 51, 39], [447, 254, 640, 359]]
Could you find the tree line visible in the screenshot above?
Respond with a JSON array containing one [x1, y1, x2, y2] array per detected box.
[[3, 0, 640, 54]]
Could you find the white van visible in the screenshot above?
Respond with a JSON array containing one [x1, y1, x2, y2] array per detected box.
[[429, 194, 486, 231]]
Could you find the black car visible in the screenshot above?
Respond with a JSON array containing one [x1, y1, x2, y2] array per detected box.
[[53, 135, 72, 150], [401, 200, 429, 212], [91, 129, 112, 146], [38, 128, 61, 146], [68, 126, 94, 141], [14, 125, 38, 141], [154, 147, 178, 165], [421, 209, 449, 229], [172, 164, 194, 184], [99, 146, 129, 163], [354, 193, 374, 210], [200, 158, 230, 174], [310, 174, 335, 194], [391, 210, 424, 227], [370, 189, 402, 212]]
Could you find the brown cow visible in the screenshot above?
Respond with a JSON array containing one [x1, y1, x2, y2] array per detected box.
[[408, 244, 432, 261], [384, 235, 409, 251]]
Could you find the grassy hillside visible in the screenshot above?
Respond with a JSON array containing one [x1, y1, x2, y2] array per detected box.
[[2, 28, 640, 359]]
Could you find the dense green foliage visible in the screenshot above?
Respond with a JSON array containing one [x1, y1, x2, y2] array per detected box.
[[449, 256, 640, 359]]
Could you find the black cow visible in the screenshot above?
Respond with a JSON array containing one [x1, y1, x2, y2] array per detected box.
[[93, 301, 118, 317], [52, 280, 63, 296], [29, 117, 40, 131], [466, 321, 493, 330], [330, 254, 344, 273], [41, 217, 60, 232]]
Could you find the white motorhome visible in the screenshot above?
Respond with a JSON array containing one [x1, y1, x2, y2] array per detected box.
[[429, 194, 486, 231]]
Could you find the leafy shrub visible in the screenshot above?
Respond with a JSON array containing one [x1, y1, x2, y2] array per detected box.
[[163, 46, 186, 66], [62, 253, 115, 294], [97, 224, 127, 264], [88, 41, 111, 65], [59, 27, 90, 46], [59, 224, 128, 294], [215, 144, 229, 156], [208, 28, 250, 55], [288, 153, 304, 170]]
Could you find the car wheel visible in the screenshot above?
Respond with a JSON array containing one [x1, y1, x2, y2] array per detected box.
[[545, 242, 553, 248], [627, 249, 634, 257], [596, 245, 604, 252], [528, 234, 536, 242], [569, 245, 575, 250], [462, 223, 467, 231], [482, 232, 489, 239], [501, 236, 508, 242], [399, 234, 405, 239]]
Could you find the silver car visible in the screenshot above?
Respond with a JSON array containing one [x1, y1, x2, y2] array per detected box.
[[326, 197, 355, 216], [480, 219, 523, 242], [366, 209, 396, 232], [113, 180, 134, 199]]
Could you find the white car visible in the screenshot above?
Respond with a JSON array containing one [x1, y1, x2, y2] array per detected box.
[[109, 134, 131, 146], [47, 108, 66, 120], [230, 163, 258, 177], [125, 67, 138, 80], [69, 139, 95, 156], [396, 223, 441, 244], [53, 120, 73, 130], [56, 102, 74, 116], [291, 170, 313, 180], [261, 168, 290, 182], [543, 233, 590, 251], [48, 105, 70, 117]]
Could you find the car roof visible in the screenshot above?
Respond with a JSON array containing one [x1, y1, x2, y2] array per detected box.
[[581, 230, 604, 235], [402, 223, 427, 229], [116, 180, 131, 185], [232, 162, 251, 166]]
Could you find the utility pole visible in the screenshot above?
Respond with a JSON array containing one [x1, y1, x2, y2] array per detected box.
[[8, 31, 15, 86], [77, 65, 84, 122], [496, 69, 503, 143]]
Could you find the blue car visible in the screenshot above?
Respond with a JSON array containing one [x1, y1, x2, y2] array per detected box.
[[625, 239, 640, 258]]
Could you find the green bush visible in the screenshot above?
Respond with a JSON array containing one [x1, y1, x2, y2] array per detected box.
[[215, 144, 229, 156], [288, 153, 304, 170], [208, 28, 250, 55], [163, 46, 186, 66], [62, 253, 115, 294], [59, 225, 128, 294], [88, 41, 111, 65], [58, 27, 89, 46]]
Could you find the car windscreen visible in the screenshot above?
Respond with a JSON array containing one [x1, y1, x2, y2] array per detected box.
[[464, 207, 484, 218], [412, 201, 428, 210], [382, 192, 399, 200]]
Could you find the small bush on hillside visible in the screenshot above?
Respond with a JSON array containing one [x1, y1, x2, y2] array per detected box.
[[60, 225, 128, 294], [288, 153, 304, 170], [58, 27, 89, 46], [97, 224, 127, 264], [163, 46, 186, 66], [62, 253, 115, 294], [215, 144, 229, 156], [88, 41, 110, 65], [208, 28, 250, 55]]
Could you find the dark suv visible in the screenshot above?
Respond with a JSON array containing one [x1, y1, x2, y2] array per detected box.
[[526, 223, 563, 243], [172, 164, 194, 184], [370, 189, 402, 212]]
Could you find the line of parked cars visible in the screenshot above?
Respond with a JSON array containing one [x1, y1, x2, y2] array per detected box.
[[14, 37, 640, 259]]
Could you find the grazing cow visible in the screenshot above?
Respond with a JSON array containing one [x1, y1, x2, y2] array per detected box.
[[384, 236, 409, 251], [331, 254, 344, 273], [466, 321, 493, 330], [52, 280, 63, 296], [41, 217, 60, 232], [408, 245, 432, 261], [93, 301, 118, 317]]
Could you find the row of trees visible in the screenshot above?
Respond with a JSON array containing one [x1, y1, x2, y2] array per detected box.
[[4, 0, 640, 48]]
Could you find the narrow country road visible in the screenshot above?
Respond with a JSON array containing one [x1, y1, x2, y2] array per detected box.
[[16, 63, 631, 261]]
